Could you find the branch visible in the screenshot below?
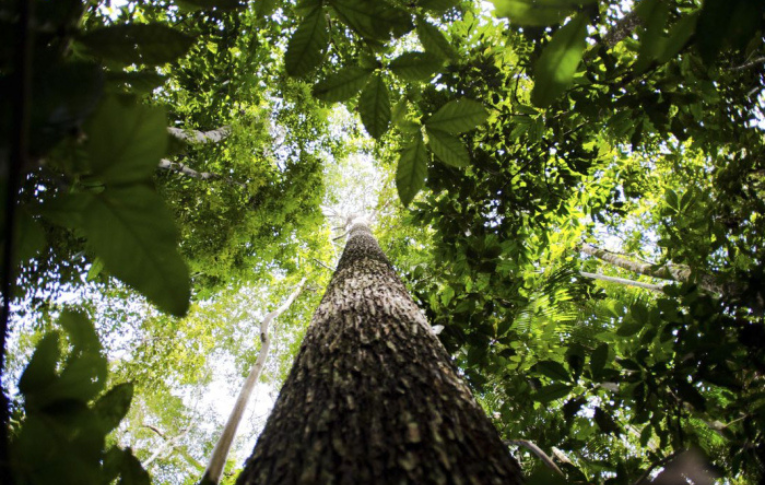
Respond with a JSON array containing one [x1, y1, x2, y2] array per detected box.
[[157, 159, 246, 188], [729, 56, 765, 72], [602, 9, 642, 49], [202, 278, 308, 485], [579, 271, 665, 293], [506, 439, 564, 477], [167, 126, 230, 144]]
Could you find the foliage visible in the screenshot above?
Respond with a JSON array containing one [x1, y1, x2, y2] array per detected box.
[[2, 0, 765, 483]]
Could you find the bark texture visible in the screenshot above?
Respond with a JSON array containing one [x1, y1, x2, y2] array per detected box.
[[236, 220, 522, 485]]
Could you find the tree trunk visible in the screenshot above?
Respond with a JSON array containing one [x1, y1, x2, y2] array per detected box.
[[235, 218, 522, 485]]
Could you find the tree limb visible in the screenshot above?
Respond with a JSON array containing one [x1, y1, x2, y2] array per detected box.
[[506, 439, 564, 477], [157, 159, 246, 188], [167, 126, 231, 144], [579, 271, 665, 293], [202, 278, 308, 485]]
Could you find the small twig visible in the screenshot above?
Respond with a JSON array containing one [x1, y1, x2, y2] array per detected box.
[[506, 439, 564, 477], [311, 258, 334, 272], [729, 56, 765, 72]]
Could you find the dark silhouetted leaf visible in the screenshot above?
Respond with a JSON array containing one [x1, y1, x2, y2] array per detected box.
[[59, 310, 101, 355], [532, 383, 573, 403], [590, 343, 610, 377], [106, 71, 167, 94], [18, 333, 61, 397], [78, 23, 195, 66], [535, 360, 571, 382], [594, 407, 622, 434], [418, 0, 460, 15], [174, 0, 243, 10], [94, 383, 134, 434]]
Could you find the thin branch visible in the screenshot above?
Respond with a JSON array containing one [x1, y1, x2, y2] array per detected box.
[[579, 271, 665, 293], [311, 258, 334, 272], [506, 439, 564, 477], [157, 159, 246, 188], [729, 56, 765, 72], [202, 278, 307, 485], [144, 427, 191, 466]]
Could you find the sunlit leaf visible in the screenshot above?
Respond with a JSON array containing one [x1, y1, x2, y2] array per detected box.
[[285, 7, 329, 77], [389, 52, 444, 82], [531, 13, 589, 107], [82, 186, 191, 317], [425, 99, 489, 134], [532, 383, 573, 403], [425, 127, 469, 167], [534, 360, 571, 382], [313, 66, 373, 103], [416, 18, 457, 60], [359, 74, 391, 139], [396, 134, 428, 207], [491, 0, 594, 26]]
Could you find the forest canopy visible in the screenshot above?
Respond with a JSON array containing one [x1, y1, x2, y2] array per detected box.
[[1, 0, 765, 483]]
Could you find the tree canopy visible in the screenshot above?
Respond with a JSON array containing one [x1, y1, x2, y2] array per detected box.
[[1, 0, 765, 483]]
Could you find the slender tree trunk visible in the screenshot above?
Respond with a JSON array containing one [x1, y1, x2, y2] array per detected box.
[[236, 218, 522, 485], [203, 278, 307, 485], [579, 271, 665, 293]]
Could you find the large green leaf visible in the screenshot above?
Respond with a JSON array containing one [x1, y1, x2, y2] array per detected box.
[[534, 360, 571, 382], [59, 309, 101, 355], [532, 383, 573, 403], [389, 52, 444, 82], [425, 99, 489, 134], [86, 96, 167, 185], [312, 66, 373, 103], [418, 0, 460, 15], [78, 24, 195, 66], [82, 186, 190, 316], [416, 18, 457, 60], [634, 0, 669, 72], [106, 71, 167, 94], [491, 0, 593, 26], [359, 74, 391, 139], [285, 7, 329, 77], [530, 13, 589, 108], [425, 127, 469, 167], [396, 134, 429, 207], [329, 0, 386, 40]]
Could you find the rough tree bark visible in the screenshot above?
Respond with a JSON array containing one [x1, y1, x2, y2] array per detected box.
[[235, 217, 522, 485]]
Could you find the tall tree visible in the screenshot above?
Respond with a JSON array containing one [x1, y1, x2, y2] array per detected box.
[[236, 216, 522, 484]]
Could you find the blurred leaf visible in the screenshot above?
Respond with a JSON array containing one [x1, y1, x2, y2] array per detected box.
[[359, 74, 391, 139], [285, 7, 329, 77], [531, 13, 589, 107], [532, 383, 573, 403], [396, 134, 428, 207], [174, 0, 243, 10], [389, 52, 444, 81], [491, 0, 593, 26], [18, 333, 61, 397], [418, 0, 460, 15], [589, 343, 609, 378], [59, 309, 101, 355], [425, 127, 469, 167], [82, 186, 190, 316], [416, 18, 457, 60], [594, 407, 622, 434], [535, 360, 571, 382], [85, 96, 167, 185], [94, 383, 134, 434], [78, 23, 195, 66], [106, 71, 167, 94]]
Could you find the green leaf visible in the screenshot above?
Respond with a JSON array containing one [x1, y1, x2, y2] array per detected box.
[[664, 189, 679, 210], [594, 407, 622, 434], [675, 380, 706, 411], [535, 360, 571, 382], [86, 96, 167, 185], [312, 67, 373, 103], [59, 310, 101, 355], [18, 333, 61, 397], [82, 186, 190, 316], [389, 52, 444, 82], [358, 74, 391, 139], [589, 343, 610, 377], [634, 0, 669, 72], [491, 0, 593, 26], [530, 13, 589, 108], [616, 322, 642, 336], [111, 447, 152, 485], [425, 127, 469, 167], [78, 24, 195, 66], [86, 257, 105, 282], [416, 18, 457, 60], [15, 210, 45, 263], [396, 134, 429, 207], [425, 99, 489, 134], [94, 383, 134, 434], [418, 0, 460, 15], [329, 0, 388, 40], [50, 353, 108, 403], [285, 7, 329, 77], [532, 383, 573, 403]]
